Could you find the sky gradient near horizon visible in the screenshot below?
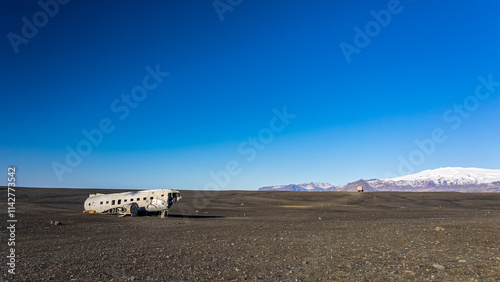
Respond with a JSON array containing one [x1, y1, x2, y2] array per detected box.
[[2, 0, 500, 190]]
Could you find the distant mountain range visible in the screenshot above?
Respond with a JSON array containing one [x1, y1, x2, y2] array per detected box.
[[258, 167, 500, 193]]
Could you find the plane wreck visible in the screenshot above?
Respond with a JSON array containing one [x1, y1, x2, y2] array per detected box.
[[83, 189, 181, 218]]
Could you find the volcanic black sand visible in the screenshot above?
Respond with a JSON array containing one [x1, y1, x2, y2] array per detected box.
[[1, 187, 499, 281]]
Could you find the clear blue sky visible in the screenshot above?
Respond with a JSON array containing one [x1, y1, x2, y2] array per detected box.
[[2, 0, 500, 190]]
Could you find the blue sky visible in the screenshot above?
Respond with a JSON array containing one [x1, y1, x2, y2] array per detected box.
[[2, 0, 500, 190]]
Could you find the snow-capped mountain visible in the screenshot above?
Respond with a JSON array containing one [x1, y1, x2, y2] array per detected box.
[[387, 167, 500, 185], [258, 168, 500, 192], [367, 167, 500, 192], [258, 182, 335, 192]]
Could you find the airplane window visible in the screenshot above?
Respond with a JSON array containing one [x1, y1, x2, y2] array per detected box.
[[131, 198, 134, 202], [106, 201, 109, 204], [112, 200, 115, 205], [88, 203, 91, 206], [100, 201, 103, 205], [118, 200, 121, 204], [150, 197, 153, 200], [124, 199, 127, 202], [143, 197, 146, 201], [137, 198, 140, 201], [161, 194, 164, 197]]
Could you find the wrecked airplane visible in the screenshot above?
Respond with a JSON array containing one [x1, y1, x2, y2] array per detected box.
[[83, 189, 181, 218]]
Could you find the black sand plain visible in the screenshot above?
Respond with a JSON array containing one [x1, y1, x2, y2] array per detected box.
[[1, 187, 499, 281]]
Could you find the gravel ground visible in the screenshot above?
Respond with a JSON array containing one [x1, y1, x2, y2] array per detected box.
[[1, 188, 499, 281]]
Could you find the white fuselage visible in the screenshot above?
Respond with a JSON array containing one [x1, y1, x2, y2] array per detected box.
[[84, 189, 181, 214]]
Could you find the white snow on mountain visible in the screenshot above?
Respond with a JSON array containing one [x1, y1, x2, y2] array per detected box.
[[299, 182, 334, 190], [259, 182, 334, 191], [383, 167, 500, 186], [258, 167, 500, 192]]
